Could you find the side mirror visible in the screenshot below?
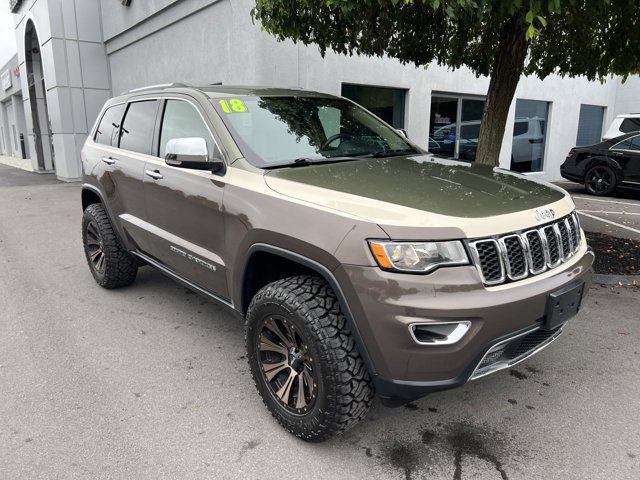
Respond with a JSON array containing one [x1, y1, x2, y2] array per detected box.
[[165, 137, 226, 174]]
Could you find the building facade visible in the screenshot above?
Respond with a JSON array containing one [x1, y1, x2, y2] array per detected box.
[[8, 0, 640, 181], [0, 54, 30, 159]]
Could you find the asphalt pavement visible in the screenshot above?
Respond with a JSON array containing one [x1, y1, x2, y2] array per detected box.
[[1, 164, 639, 479], [558, 181, 640, 240]]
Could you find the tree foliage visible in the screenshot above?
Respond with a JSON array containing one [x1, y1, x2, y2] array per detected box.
[[252, 0, 640, 165]]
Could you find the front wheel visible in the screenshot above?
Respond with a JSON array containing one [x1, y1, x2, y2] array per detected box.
[[82, 203, 138, 289], [584, 165, 617, 196], [246, 276, 374, 442]]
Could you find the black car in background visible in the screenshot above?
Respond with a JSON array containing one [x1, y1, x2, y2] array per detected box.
[[561, 132, 640, 196]]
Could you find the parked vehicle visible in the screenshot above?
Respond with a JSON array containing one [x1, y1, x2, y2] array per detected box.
[[603, 114, 640, 140], [561, 132, 640, 196], [81, 85, 593, 441]]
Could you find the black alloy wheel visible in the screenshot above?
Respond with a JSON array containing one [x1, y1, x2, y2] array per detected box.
[[585, 165, 616, 196], [246, 276, 374, 442], [82, 203, 138, 289], [85, 219, 106, 274], [257, 315, 317, 414]]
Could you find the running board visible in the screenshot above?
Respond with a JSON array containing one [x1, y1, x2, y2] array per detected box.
[[131, 251, 236, 312]]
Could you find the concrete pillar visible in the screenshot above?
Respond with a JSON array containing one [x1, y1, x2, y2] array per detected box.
[[14, 0, 111, 181], [0, 101, 9, 155]]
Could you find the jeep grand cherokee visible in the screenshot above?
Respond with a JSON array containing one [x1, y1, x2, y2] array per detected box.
[[80, 84, 593, 442]]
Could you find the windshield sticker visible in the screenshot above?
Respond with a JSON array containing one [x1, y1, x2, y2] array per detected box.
[[219, 98, 248, 113]]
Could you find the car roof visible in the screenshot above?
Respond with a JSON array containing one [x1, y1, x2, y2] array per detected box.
[[110, 83, 334, 104]]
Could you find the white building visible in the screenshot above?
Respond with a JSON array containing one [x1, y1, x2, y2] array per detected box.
[[7, 0, 640, 182], [0, 54, 30, 160]]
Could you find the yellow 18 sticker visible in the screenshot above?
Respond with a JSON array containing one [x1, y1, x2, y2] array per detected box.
[[219, 98, 248, 113]]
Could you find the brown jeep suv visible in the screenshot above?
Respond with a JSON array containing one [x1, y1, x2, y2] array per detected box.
[[81, 84, 593, 441]]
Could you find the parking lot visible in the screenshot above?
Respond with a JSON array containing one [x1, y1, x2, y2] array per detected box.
[[559, 182, 640, 240], [1, 165, 639, 480]]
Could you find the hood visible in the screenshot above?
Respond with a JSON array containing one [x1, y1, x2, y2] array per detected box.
[[263, 155, 574, 238]]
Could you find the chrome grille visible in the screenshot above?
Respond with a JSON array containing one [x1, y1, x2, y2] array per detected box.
[[469, 213, 582, 286]]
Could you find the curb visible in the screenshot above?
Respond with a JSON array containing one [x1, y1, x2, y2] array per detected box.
[[592, 274, 640, 286]]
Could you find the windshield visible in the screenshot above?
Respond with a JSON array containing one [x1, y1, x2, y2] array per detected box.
[[211, 96, 416, 167]]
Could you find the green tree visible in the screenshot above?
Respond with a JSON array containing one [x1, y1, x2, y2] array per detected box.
[[253, 0, 640, 166]]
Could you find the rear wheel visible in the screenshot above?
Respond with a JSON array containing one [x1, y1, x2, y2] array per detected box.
[[82, 203, 138, 288], [246, 275, 374, 442], [584, 165, 617, 196]]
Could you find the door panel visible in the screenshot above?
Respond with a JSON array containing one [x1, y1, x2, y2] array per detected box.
[[142, 98, 229, 299], [143, 160, 229, 298], [608, 135, 640, 183], [89, 102, 151, 251]]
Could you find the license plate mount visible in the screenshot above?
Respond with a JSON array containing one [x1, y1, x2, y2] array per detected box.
[[544, 280, 585, 330]]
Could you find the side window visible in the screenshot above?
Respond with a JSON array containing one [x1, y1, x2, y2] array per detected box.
[[94, 104, 125, 146], [620, 118, 640, 134], [629, 136, 640, 151], [119, 100, 158, 155], [611, 138, 633, 150], [159, 100, 217, 160]]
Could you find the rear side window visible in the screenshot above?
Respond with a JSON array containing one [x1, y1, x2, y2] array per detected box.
[[119, 100, 158, 155], [159, 100, 217, 159], [611, 136, 640, 151], [620, 118, 640, 134], [94, 104, 125, 146]]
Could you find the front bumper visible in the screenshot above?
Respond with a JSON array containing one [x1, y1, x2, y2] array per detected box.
[[334, 247, 594, 406]]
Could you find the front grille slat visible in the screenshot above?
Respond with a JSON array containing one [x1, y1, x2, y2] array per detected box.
[[469, 214, 582, 286]]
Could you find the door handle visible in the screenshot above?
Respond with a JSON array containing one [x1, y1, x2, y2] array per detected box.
[[145, 169, 164, 180], [101, 156, 116, 165]]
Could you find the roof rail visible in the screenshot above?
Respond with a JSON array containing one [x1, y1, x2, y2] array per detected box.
[[123, 82, 192, 95]]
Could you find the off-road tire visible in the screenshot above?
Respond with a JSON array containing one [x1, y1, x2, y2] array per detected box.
[[246, 275, 374, 442], [82, 203, 138, 289]]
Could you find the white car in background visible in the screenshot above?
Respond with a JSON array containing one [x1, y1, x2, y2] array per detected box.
[[603, 114, 640, 140]]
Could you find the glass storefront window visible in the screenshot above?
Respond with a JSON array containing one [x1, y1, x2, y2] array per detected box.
[[510, 99, 550, 173], [429, 95, 485, 160], [341, 84, 406, 129]]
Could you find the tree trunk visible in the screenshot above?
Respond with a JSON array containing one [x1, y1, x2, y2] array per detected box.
[[475, 17, 528, 166]]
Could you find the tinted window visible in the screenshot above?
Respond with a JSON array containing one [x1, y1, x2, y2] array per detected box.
[[610, 137, 639, 150], [629, 136, 640, 151], [159, 100, 217, 159], [341, 84, 406, 128], [576, 104, 604, 146], [94, 104, 125, 146], [119, 100, 158, 155], [620, 118, 640, 134], [510, 100, 549, 173]]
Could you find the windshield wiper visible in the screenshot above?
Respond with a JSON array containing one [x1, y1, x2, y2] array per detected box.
[[262, 156, 368, 169]]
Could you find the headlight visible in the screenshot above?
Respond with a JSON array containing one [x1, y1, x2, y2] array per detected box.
[[368, 240, 469, 273]]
